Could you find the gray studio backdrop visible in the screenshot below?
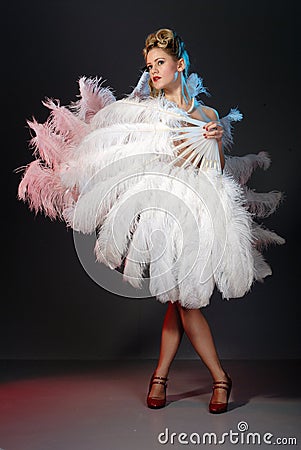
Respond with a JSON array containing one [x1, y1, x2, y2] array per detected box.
[[5, 0, 299, 360]]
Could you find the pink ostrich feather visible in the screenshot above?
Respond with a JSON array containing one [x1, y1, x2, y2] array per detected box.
[[71, 76, 116, 123], [18, 159, 74, 220], [27, 118, 68, 168], [42, 98, 89, 146]]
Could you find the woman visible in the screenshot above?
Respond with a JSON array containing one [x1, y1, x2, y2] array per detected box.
[[143, 29, 231, 414], [18, 28, 284, 415]]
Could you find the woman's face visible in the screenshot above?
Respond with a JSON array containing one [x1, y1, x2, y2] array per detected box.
[[146, 47, 183, 92]]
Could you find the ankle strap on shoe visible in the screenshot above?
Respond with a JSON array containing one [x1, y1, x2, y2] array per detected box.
[[212, 380, 231, 390], [151, 375, 168, 386], [151, 379, 167, 386], [152, 375, 168, 381]]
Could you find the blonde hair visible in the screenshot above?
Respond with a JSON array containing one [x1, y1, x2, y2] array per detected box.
[[143, 28, 190, 97]]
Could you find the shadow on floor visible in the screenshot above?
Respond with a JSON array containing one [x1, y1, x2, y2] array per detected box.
[[0, 358, 300, 409]]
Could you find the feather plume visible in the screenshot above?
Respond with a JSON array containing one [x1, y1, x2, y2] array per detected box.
[[244, 188, 283, 218], [70, 76, 116, 123], [27, 118, 67, 167], [220, 108, 243, 151], [18, 160, 74, 219], [186, 73, 210, 98], [129, 71, 151, 99], [252, 248, 272, 281], [225, 151, 271, 185], [252, 223, 285, 250], [211, 172, 254, 299], [42, 98, 88, 146]]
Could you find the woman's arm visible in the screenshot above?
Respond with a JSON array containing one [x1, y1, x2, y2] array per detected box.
[[202, 107, 225, 171]]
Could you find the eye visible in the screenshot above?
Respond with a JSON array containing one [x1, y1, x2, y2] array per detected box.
[[146, 65, 152, 72], [158, 60, 164, 66]]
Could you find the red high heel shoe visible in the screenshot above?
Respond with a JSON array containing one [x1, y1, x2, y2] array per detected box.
[[209, 374, 232, 414], [147, 374, 168, 409]]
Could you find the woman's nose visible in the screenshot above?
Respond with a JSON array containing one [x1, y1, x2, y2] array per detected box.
[[151, 65, 158, 74]]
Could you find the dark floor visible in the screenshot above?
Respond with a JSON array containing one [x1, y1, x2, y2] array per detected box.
[[0, 359, 300, 450]]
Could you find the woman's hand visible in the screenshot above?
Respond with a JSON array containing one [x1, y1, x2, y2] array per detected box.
[[203, 121, 224, 142]]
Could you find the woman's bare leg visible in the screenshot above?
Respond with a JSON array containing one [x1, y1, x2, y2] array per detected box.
[[176, 303, 229, 404], [148, 301, 184, 399]]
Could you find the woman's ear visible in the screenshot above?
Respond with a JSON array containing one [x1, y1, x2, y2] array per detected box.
[[177, 58, 185, 72]]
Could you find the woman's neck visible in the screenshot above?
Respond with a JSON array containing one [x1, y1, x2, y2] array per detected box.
[[163, 85, 192, 112]]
